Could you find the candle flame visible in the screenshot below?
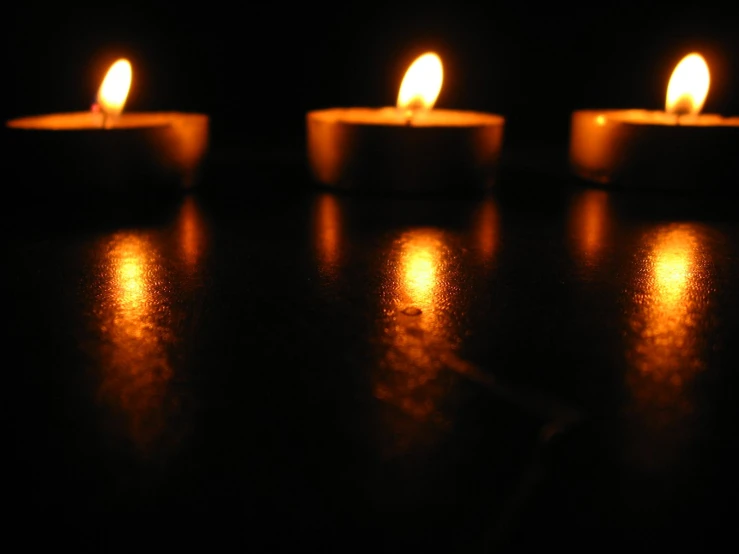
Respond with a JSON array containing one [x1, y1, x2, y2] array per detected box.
[[97, 58, 132, 120], [396, 52, 443, 112], [665, 53, 710, 116]]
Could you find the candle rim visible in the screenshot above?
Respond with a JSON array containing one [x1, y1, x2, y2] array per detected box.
[[6, 111, 208, 131], [572, 108, 739, 127], [308, 107, 504, 128]]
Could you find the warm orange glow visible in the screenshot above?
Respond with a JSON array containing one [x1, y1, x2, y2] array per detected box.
[[400, 231, 440, 312], [570, 190, 609, 265], [595, 114, 606, 126], [475, 198, 499, 263], [396, 52, 443, 112], [403, 245, 435, 301], [166, 115, 210, 187], [97, 233, 174, 454], [653, 238, 690, 306], [97, 58, 132, 120], [372, 230, 453, 429], [114, 235, 149, 316], [178, 195, 206, 269], [665, 53, 710, 116], [647, 227, 701, 320], [631, 226, 706, 371], [371, 229, 481, 456], [625, 225, 711, 468], [314, 193, 342, 273]]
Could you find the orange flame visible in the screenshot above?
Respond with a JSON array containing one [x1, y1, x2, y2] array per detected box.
[[397, 53, 443, 112], [97, 58, 132, 121], [665, 53, 710, 116]]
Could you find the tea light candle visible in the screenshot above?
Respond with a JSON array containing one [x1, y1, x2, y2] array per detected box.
[[6, 58, 209, 194], [570, 53, 739, 189], [307, 53, 505, 192]]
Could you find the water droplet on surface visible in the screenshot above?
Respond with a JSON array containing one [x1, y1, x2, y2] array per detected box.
[[401, 306, 422, 316]]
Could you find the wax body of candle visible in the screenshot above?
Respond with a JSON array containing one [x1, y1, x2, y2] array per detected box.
[[6, 112, 209, 194], [569, 109, 739, 188], [307, 108, 504, 192]]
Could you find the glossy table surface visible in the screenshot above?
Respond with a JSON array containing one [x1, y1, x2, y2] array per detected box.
[[4, 154, 739, 550]]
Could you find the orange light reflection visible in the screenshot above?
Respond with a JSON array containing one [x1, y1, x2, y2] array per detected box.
[[626, 224, 711, 468], [569, 190, 610, 267], [178, 195, 206, 269], [475, 197, 499, 264], [373, 229, 459, 455], [313, 193, 342, 280], [96, 233, 175, 456]]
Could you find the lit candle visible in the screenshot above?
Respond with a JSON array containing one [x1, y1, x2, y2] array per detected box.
[[569, 53, 739, 188], [307, 52, 505, 192], [6, 58, 209, 193]]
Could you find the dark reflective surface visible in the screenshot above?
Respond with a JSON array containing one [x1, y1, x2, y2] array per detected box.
[[4, 166, 739, 550]]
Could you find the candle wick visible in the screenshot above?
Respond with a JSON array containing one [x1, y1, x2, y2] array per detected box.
[[101, 112, 109, 129], [405, 109, 414, 127]]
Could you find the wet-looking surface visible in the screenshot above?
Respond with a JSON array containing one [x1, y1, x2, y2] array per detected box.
[[3, 164, 739, 551]]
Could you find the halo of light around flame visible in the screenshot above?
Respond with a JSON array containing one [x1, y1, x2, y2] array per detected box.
[[665, 53, 710, 116], [97, 59, 132, 118], [396, 53, 443, 111]]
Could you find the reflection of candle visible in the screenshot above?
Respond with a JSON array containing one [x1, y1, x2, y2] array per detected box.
[[373, 230, 455, 436], [570, 53, 739, 187], [96, 233, 176, 455], [307, 52, 505, 192], [398, 230, 447, 328], [475, 196, 499, 264], [313, 193, 342, 278], [569, 189, 609, 267], [625, 225, 711, 468], [7, 58, 209, 191], [178, 195, 207, 269]]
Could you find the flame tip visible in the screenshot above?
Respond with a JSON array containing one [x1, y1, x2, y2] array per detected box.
[[97, 58, 133, 120], [665, 53, 710, 116], [397, 52, 444, 111]]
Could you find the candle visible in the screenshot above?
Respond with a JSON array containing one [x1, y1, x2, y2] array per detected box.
[[307, 52, 505, 192], [569, 53, 739, 189], [6, 58, 209, 194]]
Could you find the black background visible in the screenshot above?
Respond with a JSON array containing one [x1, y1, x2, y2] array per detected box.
[[5, 1, 739, 150], [5, 2, 739, 548]]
